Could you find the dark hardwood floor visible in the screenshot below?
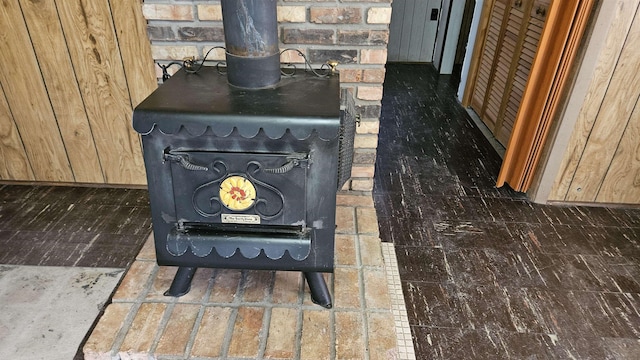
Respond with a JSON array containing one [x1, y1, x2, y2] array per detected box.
[[373, 63, 640, 359], [0, 185, 151, 268]]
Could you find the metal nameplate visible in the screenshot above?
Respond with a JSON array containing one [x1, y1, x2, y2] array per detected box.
[[221, 213, 261, 224]]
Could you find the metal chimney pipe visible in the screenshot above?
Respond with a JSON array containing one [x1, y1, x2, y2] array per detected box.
[[221, 0, 281, 89]]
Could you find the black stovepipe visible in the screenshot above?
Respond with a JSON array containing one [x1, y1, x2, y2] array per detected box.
[[220, 0, 281, 89]]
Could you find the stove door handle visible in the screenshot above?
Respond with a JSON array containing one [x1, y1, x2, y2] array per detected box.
[[263, 154, 307, 174], [264, 159, 298, 174], [164, 152, 209, 171]]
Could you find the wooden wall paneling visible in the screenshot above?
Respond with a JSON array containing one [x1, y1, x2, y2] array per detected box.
[[19, 0, 105, 184], [55, 0, 146, 185], [109, 0, 157, 108], [596, 95, 640, 203], [0, 0, 74, 182], [0, 84, 34, 181], [549, 0, 640, 201], [564, 5, 640, 202]]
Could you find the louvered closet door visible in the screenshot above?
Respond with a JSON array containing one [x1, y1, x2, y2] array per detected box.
[[470, 0, 549, 146], [470, 0, 509, 128], [496, 0, 549, 144]]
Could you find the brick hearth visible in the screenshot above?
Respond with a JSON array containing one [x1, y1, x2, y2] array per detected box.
[[83, 193, 414, 360]]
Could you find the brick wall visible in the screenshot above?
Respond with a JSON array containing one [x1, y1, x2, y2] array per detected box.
[[142, 0, 392, 192]]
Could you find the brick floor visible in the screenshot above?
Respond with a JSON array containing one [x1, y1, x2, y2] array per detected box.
[[83, 193, 412, 360]]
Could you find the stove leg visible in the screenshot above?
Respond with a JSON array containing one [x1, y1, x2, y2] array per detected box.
[[164, 266, 197, 297], [304, 272, 332, 308]]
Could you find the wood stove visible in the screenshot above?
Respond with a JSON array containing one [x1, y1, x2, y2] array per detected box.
[[132, 0, 353, 308]]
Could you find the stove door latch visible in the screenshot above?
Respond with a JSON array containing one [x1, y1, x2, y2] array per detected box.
[[264, 153, 308, 174], [163, 150, 209, 171]]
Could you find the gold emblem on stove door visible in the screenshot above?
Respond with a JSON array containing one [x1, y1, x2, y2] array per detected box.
[[219, 175, 256, 211]]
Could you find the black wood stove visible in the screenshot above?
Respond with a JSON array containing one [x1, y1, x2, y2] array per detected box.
[[132, 0, 353, 308]]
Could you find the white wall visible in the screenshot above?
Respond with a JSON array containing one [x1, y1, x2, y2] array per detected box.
[[457, 0, 485, 100], [437, 0, 466, 74]]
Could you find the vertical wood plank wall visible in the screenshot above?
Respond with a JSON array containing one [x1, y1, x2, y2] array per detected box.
[[0, 0, 156, 186], [549, 0, 640, 204]]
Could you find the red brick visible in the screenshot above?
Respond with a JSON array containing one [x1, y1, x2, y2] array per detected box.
[[361, 49, 388, 64], [143, 4, 193, 21], [335, 206, 355, 234], [278, 5, 306, 22], [191, 307, 232, 357], [209, 269, 242, 303], [363, 68, 386, 83], [335, 235, 357, 266], [282, 28, 335, 44], [197, 4, 222, 21], [84, 303, 132, 358], [156, 304, 200, 356], [119, 303, 167, 355], [145, 265, 177, 300], [363, 268, 392, 309], [300, 310, 331, 360], [367, 7, 393, 24], [242, 270, 273, 302], [357, 206, 379, 234], [357, 85, 384, 101], [227, 307, 265, 357], [351, 178, 374, 191], [339, 68, 362, 83], [264, 307, 298, 358], [360, 235, 385, 267], [333, 267, 361, 308], [272, 271, 302, 304], [368, 312, 398, 360], [335, 312, 365, 359], [310, 7, 362, 24], [112, 261, 155, 301]]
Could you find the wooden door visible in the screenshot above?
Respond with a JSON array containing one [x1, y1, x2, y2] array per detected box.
[[0, 0, 156, 185], [388, 0, 443, 62], [468, 0, 549, 146]]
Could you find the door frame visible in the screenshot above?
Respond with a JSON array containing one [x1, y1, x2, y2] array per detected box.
[[496, 0, 596, 191], [461, 0, 597, 192]]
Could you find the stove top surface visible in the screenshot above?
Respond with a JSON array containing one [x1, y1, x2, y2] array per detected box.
[[133, 67, 341, 139]]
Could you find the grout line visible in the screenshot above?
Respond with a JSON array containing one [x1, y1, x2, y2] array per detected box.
[[382, 242, 416, 360], [149, 301, 176, 355], [257, 307, 271, 359], [184, 304, 207, 358], [354, 232, 371, 360]]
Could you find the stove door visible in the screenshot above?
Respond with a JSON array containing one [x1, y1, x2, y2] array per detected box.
[[166, 149, 308, 227]]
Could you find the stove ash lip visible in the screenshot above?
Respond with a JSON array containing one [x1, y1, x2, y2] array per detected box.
[[166, 226, 313, 261]]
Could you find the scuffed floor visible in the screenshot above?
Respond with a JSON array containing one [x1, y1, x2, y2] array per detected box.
[[0, 185, 152, 359], [374, 63, 640, 359]]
